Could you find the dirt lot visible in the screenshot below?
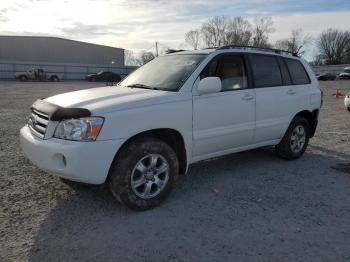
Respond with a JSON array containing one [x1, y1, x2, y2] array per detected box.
[[1, 80, 350, 262]]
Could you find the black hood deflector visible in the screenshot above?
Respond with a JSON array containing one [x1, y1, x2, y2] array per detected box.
[[31, 99, 91, 121]]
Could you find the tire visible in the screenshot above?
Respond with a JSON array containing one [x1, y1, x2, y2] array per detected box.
[[347, 107, 350, 112], [108, 138, 179, 211], [275, 116, 310, 160], [50, 76, 59, 82], [19, 75, 28, 81]]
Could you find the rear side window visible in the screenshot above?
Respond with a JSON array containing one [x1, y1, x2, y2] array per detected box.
[[285, 59, 310, 85], [277, 58, 292, 85], [249, 55, 282, 88]]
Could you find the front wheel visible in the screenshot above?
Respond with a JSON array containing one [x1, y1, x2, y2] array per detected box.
[[108, 138, 179, 211], [275, 116, 310, 160]]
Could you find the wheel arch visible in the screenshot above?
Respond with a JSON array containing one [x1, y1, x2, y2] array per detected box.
[[294, 109, 319, 137], [18, 74, 28, 80], [109, 128, 188, 179]]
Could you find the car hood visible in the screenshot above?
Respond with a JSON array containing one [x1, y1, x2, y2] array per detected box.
[[45, 85, 184, 114]]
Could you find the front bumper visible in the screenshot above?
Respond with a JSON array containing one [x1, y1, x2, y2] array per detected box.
[[20, 125, 124, 184]]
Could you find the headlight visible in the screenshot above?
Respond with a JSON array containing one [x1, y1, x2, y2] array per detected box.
[[54, 117, 104, 141]]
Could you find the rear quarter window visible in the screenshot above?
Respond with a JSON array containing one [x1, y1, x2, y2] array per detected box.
[[249, 54, 283, 88], [285, 58, 310, 85]]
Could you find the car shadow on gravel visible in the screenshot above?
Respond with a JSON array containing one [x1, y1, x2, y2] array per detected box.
[[27, 146, 350, 262]]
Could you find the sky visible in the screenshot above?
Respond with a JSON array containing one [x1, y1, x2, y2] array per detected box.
[[0, 0, 350, 59]]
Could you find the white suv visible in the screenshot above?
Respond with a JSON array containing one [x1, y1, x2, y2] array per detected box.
[[20, 46, 321, 210]]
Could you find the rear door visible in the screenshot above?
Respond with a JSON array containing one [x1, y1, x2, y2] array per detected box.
[[284, 57, 312, 115], [249, 54, 297, 143]]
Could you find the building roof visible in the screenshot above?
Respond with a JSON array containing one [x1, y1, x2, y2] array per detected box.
[[0, 35, 124, 65], [0, 35, 124, 51]]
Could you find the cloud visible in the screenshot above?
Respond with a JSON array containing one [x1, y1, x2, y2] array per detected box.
[[0, 0, 349, 58], [61, 22, 112, 37]]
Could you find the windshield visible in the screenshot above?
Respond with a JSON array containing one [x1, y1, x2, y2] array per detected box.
[[120, 54, 206, 91], [344, 69, 350, 73]]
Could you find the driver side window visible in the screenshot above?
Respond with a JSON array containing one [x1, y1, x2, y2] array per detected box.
[[200, 54, 248, 91]]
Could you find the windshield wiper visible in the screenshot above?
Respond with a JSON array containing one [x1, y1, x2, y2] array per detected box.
[[125, 84, 160, 90]]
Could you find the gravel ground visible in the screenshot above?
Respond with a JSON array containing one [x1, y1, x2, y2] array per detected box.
[[1, 80, 350, 262]]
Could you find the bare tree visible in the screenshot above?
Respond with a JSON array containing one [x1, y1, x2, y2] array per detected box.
[[185, 29, 200, 50], [185, 15, 275, 49], [140, 51, 155, 64], [224, 17, 252, 46], [125, 50, 156, 66], [124, 50, 142, 66], [317, 29, 350, 65], [310, 54, 324, 66], [346, 44, 350, 63], [251, 17, 274, 47], [275, 29, 312, 56], [200, 16, 228, 48]]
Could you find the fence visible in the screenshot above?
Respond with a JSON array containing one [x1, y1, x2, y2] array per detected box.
[[1, 60, 348, 81], [312, 64, 350, 75], [0, 60, 137, 80]]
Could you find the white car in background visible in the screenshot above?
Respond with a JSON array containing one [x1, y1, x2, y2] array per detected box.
[[339, 67, 350, 80], [20, 46, 321, 210], [345, 92, 350, 111]]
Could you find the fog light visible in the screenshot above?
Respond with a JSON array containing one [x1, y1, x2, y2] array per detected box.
[[52, 153, 67, 169]]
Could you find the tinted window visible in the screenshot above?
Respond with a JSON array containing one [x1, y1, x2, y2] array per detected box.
[[285, 59, 310, 85], [277, 58, 292, 85], [201, 54, 248, 91], [249, 55, 282, 87]]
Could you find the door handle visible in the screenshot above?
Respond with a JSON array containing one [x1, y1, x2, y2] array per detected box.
[[287, 89, 296, 95], [242, 93, 254, 100]]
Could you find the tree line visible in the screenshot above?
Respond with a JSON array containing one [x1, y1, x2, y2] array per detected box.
[[125, 16, 350, 66], [185, 16, 350, 65]]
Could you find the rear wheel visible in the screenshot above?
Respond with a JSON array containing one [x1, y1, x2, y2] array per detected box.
[[19, 75, 28, 81], [50, 76, 59, 82], [108, 138, 179, 211], [275, 116, 310, 160]]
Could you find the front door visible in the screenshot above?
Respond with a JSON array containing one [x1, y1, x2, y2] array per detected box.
[[193, 54, 256, 159]]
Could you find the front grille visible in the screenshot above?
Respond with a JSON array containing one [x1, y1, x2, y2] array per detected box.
[[28, 109, 49, 139]]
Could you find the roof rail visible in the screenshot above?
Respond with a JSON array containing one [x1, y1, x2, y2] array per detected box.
[[216, 45, 299, 57]]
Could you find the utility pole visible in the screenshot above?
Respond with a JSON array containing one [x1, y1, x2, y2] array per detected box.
[[155, 41, 159, 57]]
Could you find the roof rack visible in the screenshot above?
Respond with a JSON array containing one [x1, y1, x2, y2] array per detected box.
[[216, 45, 299, 57]]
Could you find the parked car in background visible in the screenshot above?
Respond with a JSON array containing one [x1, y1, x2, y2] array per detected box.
[[345, 92, 350, 111], [339, 67, 350, 80], [20, 46, 321, 210], [317, 73, 336, 81], [86, 71, 121, 82], [15, 68, 61, 82]]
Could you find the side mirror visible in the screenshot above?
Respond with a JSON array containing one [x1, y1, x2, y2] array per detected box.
[[197, 77, 221, 95]]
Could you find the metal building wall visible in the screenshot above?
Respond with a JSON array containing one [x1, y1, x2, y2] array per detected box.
[[0, 36, 124, 66]]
